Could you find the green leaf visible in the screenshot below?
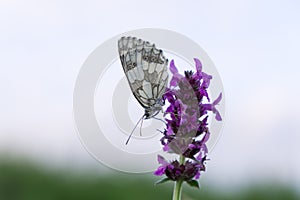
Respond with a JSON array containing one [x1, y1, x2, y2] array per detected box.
[[155, 178, 172, 185], [186, 180, 199, 189]]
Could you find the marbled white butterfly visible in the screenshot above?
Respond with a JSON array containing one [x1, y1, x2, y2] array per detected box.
[[118, 36, 169, 144]]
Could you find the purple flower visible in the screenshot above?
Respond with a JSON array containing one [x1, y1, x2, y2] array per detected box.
[[165, 160, 200, 181], [202, 93, 223, 121], [154, 155, 169, 176], [155, 58, 222, 187], [169, 60, 184, 87], [155, 157, 202, 181]]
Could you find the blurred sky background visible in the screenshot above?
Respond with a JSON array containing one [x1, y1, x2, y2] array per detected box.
[[0, 0, 299, 194]]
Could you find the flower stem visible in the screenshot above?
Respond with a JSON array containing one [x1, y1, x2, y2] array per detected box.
[[179, 155, 185, 165], [172, 155, 185, 200], [172, 179, 183, 200]]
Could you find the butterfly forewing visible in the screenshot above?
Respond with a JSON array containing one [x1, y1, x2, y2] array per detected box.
[[118, 36, 169, 118]]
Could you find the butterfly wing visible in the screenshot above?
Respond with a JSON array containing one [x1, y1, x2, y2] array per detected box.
[[118, 36, 169, 110]]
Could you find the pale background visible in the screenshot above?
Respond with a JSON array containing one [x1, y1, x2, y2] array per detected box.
[[0, 0, 299, 192]]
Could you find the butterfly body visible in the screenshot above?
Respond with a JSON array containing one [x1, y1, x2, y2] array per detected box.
[[118, 36, 169, 120]]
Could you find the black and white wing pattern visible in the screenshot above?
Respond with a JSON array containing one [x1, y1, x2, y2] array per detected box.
[[118, 36, 169, 119]]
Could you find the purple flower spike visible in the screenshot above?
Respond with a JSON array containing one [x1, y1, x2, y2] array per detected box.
[[155, 57, 222, 188]]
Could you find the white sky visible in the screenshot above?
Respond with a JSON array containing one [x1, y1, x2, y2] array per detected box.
[[0, 0, 299, 190]]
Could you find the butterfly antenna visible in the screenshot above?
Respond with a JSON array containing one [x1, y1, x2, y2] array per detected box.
[[139, 116, 144, 136], [126, 114, 145, 145]]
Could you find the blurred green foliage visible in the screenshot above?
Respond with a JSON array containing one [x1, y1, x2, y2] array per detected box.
[[0, 158, 298, 200]]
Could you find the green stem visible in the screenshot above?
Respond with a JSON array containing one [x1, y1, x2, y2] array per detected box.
[[172, 179, 183, 200], [179, 155, 185, 164], [172, 155, 185, 200]]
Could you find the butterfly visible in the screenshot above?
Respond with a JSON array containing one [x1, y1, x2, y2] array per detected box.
[[118, 36, 169, 144]]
